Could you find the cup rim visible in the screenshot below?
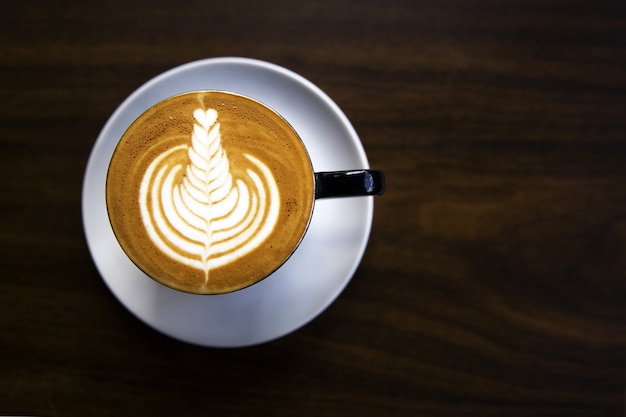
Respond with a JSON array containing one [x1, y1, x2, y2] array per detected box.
[[105, 89, 317, 295]]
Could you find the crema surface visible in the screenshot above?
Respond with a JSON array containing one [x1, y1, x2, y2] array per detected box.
[[106, 92, 314, 294]]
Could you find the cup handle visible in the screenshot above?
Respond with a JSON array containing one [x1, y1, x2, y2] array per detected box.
[[314, 170, 385, 199]]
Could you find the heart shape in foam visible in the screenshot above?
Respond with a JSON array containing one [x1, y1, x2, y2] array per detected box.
[[193, 108, 218, 131]]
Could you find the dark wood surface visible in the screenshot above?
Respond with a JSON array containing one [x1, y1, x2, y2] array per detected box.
[[1, 0, 625, 415]]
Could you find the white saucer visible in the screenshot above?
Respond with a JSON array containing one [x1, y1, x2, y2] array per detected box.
[[82, 57, 373, 347]]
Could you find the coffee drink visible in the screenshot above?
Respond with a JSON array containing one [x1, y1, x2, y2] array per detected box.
[[106, 91, 315, 294]]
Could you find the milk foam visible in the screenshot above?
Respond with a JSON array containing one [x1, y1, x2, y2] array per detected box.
[[138, 108, 280, 283]]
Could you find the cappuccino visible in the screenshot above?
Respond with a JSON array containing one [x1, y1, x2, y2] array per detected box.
[[106, 92, 315, 294]]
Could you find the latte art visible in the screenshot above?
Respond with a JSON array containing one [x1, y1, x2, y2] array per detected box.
[[139, 108, 280, 282], [106, 91, 314, 294]]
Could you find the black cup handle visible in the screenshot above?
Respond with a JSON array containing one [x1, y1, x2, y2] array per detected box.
[[314, 170, 385, 199]]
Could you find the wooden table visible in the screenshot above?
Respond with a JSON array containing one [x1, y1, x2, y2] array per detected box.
[[1, 0, 625, 415]]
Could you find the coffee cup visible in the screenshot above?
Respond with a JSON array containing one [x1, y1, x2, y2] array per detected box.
[[106, 90, 384, 295]]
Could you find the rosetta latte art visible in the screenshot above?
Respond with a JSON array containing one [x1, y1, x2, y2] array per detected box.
[[139, 108, 280, 283]]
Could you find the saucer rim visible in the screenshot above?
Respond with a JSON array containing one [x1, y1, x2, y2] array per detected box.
[[81, 57, 374, 347]]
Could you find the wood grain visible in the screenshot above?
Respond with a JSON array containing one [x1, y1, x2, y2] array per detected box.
[[1, 0, 625, 416]]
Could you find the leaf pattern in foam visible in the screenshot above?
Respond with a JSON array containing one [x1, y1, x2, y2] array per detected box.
[[139, 106, 280, 285], [181, 109, 233, 270]]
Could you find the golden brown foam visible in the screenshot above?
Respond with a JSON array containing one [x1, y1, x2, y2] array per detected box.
[[106, 92, 314, 294]]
